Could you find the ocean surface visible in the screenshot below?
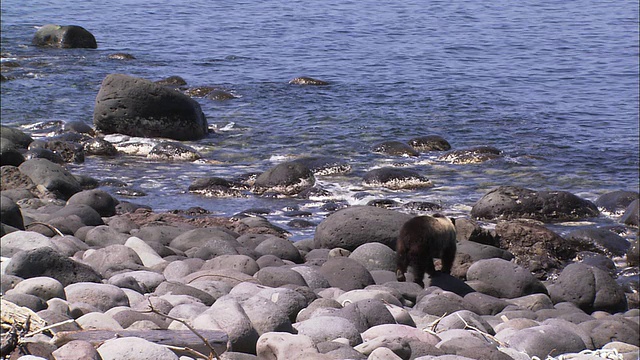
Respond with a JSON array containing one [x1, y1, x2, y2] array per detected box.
[[1, 0, 638, 244]]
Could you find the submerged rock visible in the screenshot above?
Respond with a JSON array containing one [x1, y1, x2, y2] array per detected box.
[[362, 167, 432, 190], [595, 190, 639, 214], [408, 135, 451, 151], [438, 146, 501, 164], [32, 24, 97, 48], [146, 141, 201, 161], [93, 74, 208, 141], [471, 185, 599, 222], [289, 76, 329, 85], [372, 141, 419, 157], [253, 161, 315, 196], [290, 156, 351, 176]]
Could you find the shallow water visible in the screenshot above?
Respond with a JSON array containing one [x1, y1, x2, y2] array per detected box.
[[1, 0, 638, 244]]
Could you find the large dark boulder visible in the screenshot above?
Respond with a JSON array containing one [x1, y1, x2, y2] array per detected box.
[[548, 263, 628, 314], [32, 24, 97, 48], [1, 139, 25, 167], [1, 195, 24, 230], [319, 257, 375, 291], [66, 189, 118, 217], [494, 220, 570, 278], [0, 127, 33, 148], [620, 199, 639, 227], [18, 158, 82, 199], [408, 135, 451, 152], [253, 161, 315, 196], [314, 206, 413, 251], [5, 247, 102, 286], [362, 167, 432, 190], [372, 141, 419, 157], [471, 186, 599, 222], [93, 74, 208, 141]]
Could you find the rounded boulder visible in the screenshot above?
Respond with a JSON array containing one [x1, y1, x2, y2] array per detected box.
[[466, 258, 548, 299], [319, 257, 375, 291], [253, 161, 315, 196], [33, 24, 97, 48]]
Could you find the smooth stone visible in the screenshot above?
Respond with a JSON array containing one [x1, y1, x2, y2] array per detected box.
[[256, 332, 323, 359], [319, 257, 375, 291], [290, 265, 331, 290], [241, 295, 295, 335], [82, 244, 145, 278], [294, 315, 363, 346], [97, 337, 178, 360], [76, 312, 124, 330], [65, 282, 129, 312], [348, 242, 397, 272], [1, 230, 53, 256], [201, 254, 260, 275], [466, 258, 548, 299], [361, 324, 440, 346], [11, 276, 65, 301], [434, 310, 494, 334], [254, 266, 308, 287], [52, 340, 102, 360], [18, 158, 82, 199], [66, 189, 118, 217], [124, 236, 167, 268], [253, 236, 303, 263], [497, 324, 587, 358]]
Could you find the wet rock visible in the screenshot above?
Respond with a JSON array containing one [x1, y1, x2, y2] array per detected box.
[[319, 257, 375, 291], [621, 199, 639, 227], [108, 53, 136, 60], [565, 227, 631, 257], [1, 195, 24, 229], [627, 240, 639, 267], [32, 24, 97, 48], [362, 167, 432, 190], [207, 89, 238, 100], [0, 139, 25, 166], [494, 220, 568, 278], [466, 258, 548, 299], [408, 135, 451, 152], [188, 177, 245, 197], [67, 189, 118, 217], [83, 137, 118, 156], [314, 205, 413, 251], [372, 141, 419, 157], [146, 141, 201, 161], [471, 185, 599, 222], [438, 145, 502, 164], [1, 126, 33, 148], [548, 263, 628, 314], [290, 156, 352, 176], [253, 161, 315, 196], [155, 75, 187, 87], [94, 74, 208, 141], [5, 246, 102, 286], [289, 76, 329, 85], [595, 190, 639, 214], [24, 148, 65, 164], [45, 140, 85, 163], [18, 158, 82, 199]]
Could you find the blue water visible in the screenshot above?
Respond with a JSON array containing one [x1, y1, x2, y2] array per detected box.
[[1, 0, 639, 241]]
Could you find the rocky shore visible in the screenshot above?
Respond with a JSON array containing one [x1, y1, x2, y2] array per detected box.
[[1, 121, 639, 360]]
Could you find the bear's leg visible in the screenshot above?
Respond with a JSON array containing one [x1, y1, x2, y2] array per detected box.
[[440, 241, 456, 275], [396, 249, 409, 282], [412, 260, 428, 288]]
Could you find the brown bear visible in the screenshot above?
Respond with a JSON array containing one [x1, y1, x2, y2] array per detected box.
[[396, 214, 457, 287]]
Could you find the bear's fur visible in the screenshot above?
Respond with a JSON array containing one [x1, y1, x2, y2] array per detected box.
[[396, 214, 457, 287]]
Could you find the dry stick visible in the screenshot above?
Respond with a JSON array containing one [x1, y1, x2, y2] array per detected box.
[[24, 319, 77, 338], [139, 300, 222, 360], [454, 312, 509, 348]]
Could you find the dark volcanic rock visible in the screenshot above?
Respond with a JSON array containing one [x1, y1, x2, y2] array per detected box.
[[46, 140, 85, 163], [471, 186, 599, 222], [253, 161, 315, 196], [494, 220, 569, 278], [620, 199, 639, 227], [314, 206, 413, 251], [83, 137, 118, 156], [290, 156, 351, 176], [408, 135, 451, 151], [548, 263, 628, 314], [289, 76, 329, 85], [188, 177, 245, 197], [5, 247, 102, 286], [362, 167, 432, 190], [595, 190, 639, 214], [32, 24, 97, 48], [18, 158, 82, 199], [93, 74, 208, 141], [1, 126, 33, 148], [0, 138, 25, 167], [454, 217, 498, 246], [46, 204, 105, 227], [372, 141, 419, 157], [147, 141, 201, 161], [565, 227, 631, 257]]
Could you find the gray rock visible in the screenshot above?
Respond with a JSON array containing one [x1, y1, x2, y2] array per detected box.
[[471, 185, 599, 222], [65, 282, 129, 312], [147, 141, 201, 161], [97, 337, 178, 360], [362, 167, 432, 190], [2, 292, 47, 311], [314, 206, 412, 251], [163, 259, 204, 281], [134, 225, 185, 246], [52, 340, 102, 360], [294, 315, 363, 346], [566, 227, 632, 257], [620, 199, 639, 227], [18, 158, 82, 199], [290, 156, 351, 176], [466, 258, 548, 299], [1, 126, 33, 148], [290, 265, 331, 290], [5, 246, 102, 286], [497, 324, 586, 358], [1, 195, 24, 229], [67, 189, 118, 217], [438, 145, 502, 164], [254, 266, 308, 287], [414, 289, 477, 317], [202, 254, 260, 275], [355, 336, 411, 358], [253, 161, 315, 195], [83, 225, 130, 247], [319, 257, 375, 291], [32, 24, 97, 48], [82, 245, 145, 278], [241, 295, 295, 335], [11, 276, 65, 301], [435, 310, 494, 334], [183, 268, 258, 288], [348, 242, 397, 272], [46, 204, 104, 227], [579, 317, 640, 348], [255, 287, 309, 322], [94, 74, 208, 141], [1, 230, 53, 257], [154, 281, 215, 306], [83, 137, 118, 156], [256, 332, 323, 359], [361, 324, 440, 346], [169, 227, 238, 252], [548, 263, 628, 314], [254, 236, 303, 263], [50, 235, 90, 256], [463, 292, 509, 316]]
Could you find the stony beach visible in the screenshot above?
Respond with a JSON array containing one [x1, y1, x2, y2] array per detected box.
[[1, 23, 640, 360], [1, 122, 639, 360]]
